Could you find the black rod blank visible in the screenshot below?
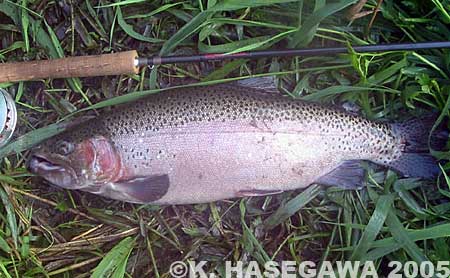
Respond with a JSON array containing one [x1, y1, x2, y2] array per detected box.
[[137, 41, 450, 67]]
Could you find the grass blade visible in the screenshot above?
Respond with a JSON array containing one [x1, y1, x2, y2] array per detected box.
[[384, 210, 428, 263], [288, 0, 357, 47], [198, 36, 271, 53], [210, 0, 299, 11], [265, 184, 321, 228], [295, 0, 325, 48], [225, 29, 297, 54], [159, 11, 212, 55], [364, 222, 450, 261], [43, 20, 86, 98], [117, 7, 163, 43], [125, 2, 184, 19], [349, 194, 394, 261], [91, 237, 135, 278], [20, 0, 30, 52], [240, 200, 271, 264], [96, 0, 148, 8], [0, 186, 18, 249], [202, 59, 247, 81], [302, 85, 400, 101]]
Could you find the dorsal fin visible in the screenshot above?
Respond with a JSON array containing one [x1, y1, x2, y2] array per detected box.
[[233, 77, 280, 94]]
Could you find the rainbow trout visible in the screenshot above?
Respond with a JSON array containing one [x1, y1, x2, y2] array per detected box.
[[28, 82, 447, 204]]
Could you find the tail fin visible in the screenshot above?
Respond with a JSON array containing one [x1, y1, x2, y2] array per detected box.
[[389, 115, 448, 179]]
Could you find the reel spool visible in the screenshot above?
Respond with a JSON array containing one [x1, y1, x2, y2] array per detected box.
[[0, 89, 17, 148]]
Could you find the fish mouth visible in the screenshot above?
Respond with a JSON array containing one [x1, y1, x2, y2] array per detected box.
[[28, 153, 79, 189]]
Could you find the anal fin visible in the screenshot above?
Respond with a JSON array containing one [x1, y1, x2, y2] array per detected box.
[[315, 160, 366, 189]]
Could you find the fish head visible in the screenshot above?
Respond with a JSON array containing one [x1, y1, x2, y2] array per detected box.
[[28, 135, 122, 189]]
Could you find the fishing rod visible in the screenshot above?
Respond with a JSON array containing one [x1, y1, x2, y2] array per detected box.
[[1, 41, 450, 83], [1, 41, 450, 147]]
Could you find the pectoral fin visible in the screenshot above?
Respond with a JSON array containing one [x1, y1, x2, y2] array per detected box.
[[315, 160, 366, 189], [91, 174, 170, 203]]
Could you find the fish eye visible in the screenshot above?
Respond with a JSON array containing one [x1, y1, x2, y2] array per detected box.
[[56, 141, 75, 155]]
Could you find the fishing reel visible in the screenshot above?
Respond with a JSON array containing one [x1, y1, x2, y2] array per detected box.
[[0, 89, 17, 148]]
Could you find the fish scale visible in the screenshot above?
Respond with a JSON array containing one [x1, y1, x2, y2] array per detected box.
[[93, 88, 372, 169], [84, 85, 393, 155], [28, 83, 445, 204]]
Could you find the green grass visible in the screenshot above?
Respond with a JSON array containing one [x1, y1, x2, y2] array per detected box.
[[0, 0, 450, 277]]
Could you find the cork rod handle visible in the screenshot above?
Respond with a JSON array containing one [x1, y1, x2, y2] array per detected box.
[[0, 50, 140, 83]]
